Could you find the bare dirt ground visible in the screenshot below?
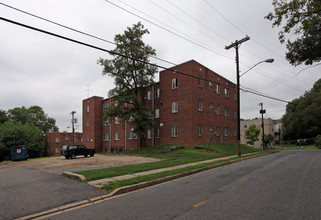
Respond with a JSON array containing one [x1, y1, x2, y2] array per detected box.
[[8, 154, 160, 174]]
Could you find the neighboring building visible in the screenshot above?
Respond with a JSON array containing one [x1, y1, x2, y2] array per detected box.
[[83, 60, 238, 153], [240, 118, 283, 148], [44, 132, 83, 156]]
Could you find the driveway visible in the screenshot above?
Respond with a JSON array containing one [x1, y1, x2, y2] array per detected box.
[[9, 154, 160, 174], [0, 154, 159, 219]]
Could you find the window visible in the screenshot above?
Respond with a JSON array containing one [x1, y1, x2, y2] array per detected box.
[[115, 117, 120, 124], [155, 88, 160, 98], [56, 147, 60, 153], [234, 93, 237, 101], [209, 103, 213, 109], [172, 126, 178, 137], [115, 101, 119, 106], [65, 137, 69, 141], [155, 129, 160, 138], [224, 127, 229, 136], [155, 109, 159, 118], [103, 119, 110, 126], [87, 134, 90, 142], [103, 103, 111, 110], [172, 78, 178, 89], [87, 105, 90, 113], [147, 130, 151, 139], [224, 88, 229, 98], [209, 80, 213, 86], [104, 134, 110, 141], [147, 91, 151, 100], [244, 125, 248, 129], [198, 75, 203, 87], [172, 101, 178, 113], [234, 128, 237, 136], [128, 131, 137, 140], [87, 120, 89, 127], [224, 107, 229, 117], [216, 84, 220, 94], [198, 124, 203, 136], [115, 132, 120, 140], [234, 110, 237, 119], [198, 100, 203, 111], [216, 105, 220, 115], [216, 126, 220, 136], [209, 125, 213, 132]]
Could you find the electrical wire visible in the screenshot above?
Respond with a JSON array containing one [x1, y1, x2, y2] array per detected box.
[[0, 16, 300, 104], [104, 0, 233, 60], [0, 2, 178, 67]]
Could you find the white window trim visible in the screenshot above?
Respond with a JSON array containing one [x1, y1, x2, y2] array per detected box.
[[198, 100, 203, 111], [172, 78, 178, 89], [172, 101, 178, 113], [155, 109, 160, 119], [172, 126, 178, 137]]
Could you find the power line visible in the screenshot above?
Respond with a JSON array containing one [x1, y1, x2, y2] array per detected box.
[[0, 16, 296, 104], [0, 1, 177, 67], [104, 0, 233, 60], [0, 16, 233, 87]]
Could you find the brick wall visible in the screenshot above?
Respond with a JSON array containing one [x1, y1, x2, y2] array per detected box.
[[44, 132, 83, 156]]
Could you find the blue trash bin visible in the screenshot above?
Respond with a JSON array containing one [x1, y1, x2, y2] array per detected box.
[[10, 145, 28, 161]]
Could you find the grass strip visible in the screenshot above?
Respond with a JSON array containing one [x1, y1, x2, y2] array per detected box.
[[101, 152, 271, 191], [78, 143, 260, 181]]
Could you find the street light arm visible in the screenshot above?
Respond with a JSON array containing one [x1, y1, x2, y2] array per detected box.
[[240, 59, 274, 77]]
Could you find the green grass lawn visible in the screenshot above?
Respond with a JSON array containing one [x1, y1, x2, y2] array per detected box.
[[78, 143, 261, 181], [278, 144, 317, 150]]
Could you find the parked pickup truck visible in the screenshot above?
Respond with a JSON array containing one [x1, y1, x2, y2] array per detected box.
[[61, 145, 95, 159]]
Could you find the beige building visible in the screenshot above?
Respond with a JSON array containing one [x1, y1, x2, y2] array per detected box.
[[240, 118, 283, 148]]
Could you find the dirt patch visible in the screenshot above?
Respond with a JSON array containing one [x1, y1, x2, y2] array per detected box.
[[9, 154, 160, 171]]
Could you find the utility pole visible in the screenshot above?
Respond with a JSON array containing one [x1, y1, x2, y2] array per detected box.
[[259, 103, 266, 149], [71, 111, 77, 145], [225, 35, 250, 157]]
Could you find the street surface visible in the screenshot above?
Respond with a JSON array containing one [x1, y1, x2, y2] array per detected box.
[[49, 150, 321, 220], [0, 155, 158, 219]]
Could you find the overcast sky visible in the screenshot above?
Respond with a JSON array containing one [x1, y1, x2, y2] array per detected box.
[[1, 0, 320, 132]]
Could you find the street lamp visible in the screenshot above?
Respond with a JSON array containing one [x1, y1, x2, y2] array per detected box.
[[240, 59, 274, 77]]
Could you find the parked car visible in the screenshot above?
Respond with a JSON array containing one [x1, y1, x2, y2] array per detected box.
[[61, 145, 95, 159]]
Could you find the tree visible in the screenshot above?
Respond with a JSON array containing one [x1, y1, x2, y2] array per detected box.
[[265, 0, 321, 66], [8, 106, 59, 133], [0, 109, 8, 124], [98, 22, 157, 147], [0, 121, 45, 160], [264, 134, 275, 148], [282, 78, 321, 140], [245, 124, 261, 145]]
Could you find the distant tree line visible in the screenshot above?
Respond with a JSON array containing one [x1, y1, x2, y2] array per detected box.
[[282, 79, 321, 140], [0, 106, 58, 161]]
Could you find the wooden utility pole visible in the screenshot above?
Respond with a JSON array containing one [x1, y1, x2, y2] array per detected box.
[[225, 36, 250, 157]]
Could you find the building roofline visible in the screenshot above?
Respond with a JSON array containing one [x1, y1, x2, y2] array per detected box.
[[160, 59, 236, 86]]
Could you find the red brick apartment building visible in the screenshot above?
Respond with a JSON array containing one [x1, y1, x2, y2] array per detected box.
[[83, 60, 238, 153], [44, 132, 83, 156], [45, 60, 238, 155]]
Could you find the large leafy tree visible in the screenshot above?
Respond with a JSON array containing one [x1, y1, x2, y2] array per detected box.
[[0, 109, 8, 124], [0, 121, 45, 160], [265, 0, 321, 65], [282, 78, 321, 140], [8, 106, 59, 133], [98, 22, 158, 147], [245, 124, 261, 145]]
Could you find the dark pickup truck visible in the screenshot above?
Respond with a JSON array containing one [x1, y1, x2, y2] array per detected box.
[[61, 145, 95, 159]]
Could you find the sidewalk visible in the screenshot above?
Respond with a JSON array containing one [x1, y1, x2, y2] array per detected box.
[[86, 153, 255, 188]]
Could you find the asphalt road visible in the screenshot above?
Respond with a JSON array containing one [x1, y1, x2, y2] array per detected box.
[[0, 165, 103, 219], [49, 149, 321, 220]]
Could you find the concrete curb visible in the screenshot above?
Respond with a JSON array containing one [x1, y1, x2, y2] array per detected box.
[[18, 151, 277, 219], [62, 171, 86, 181]]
